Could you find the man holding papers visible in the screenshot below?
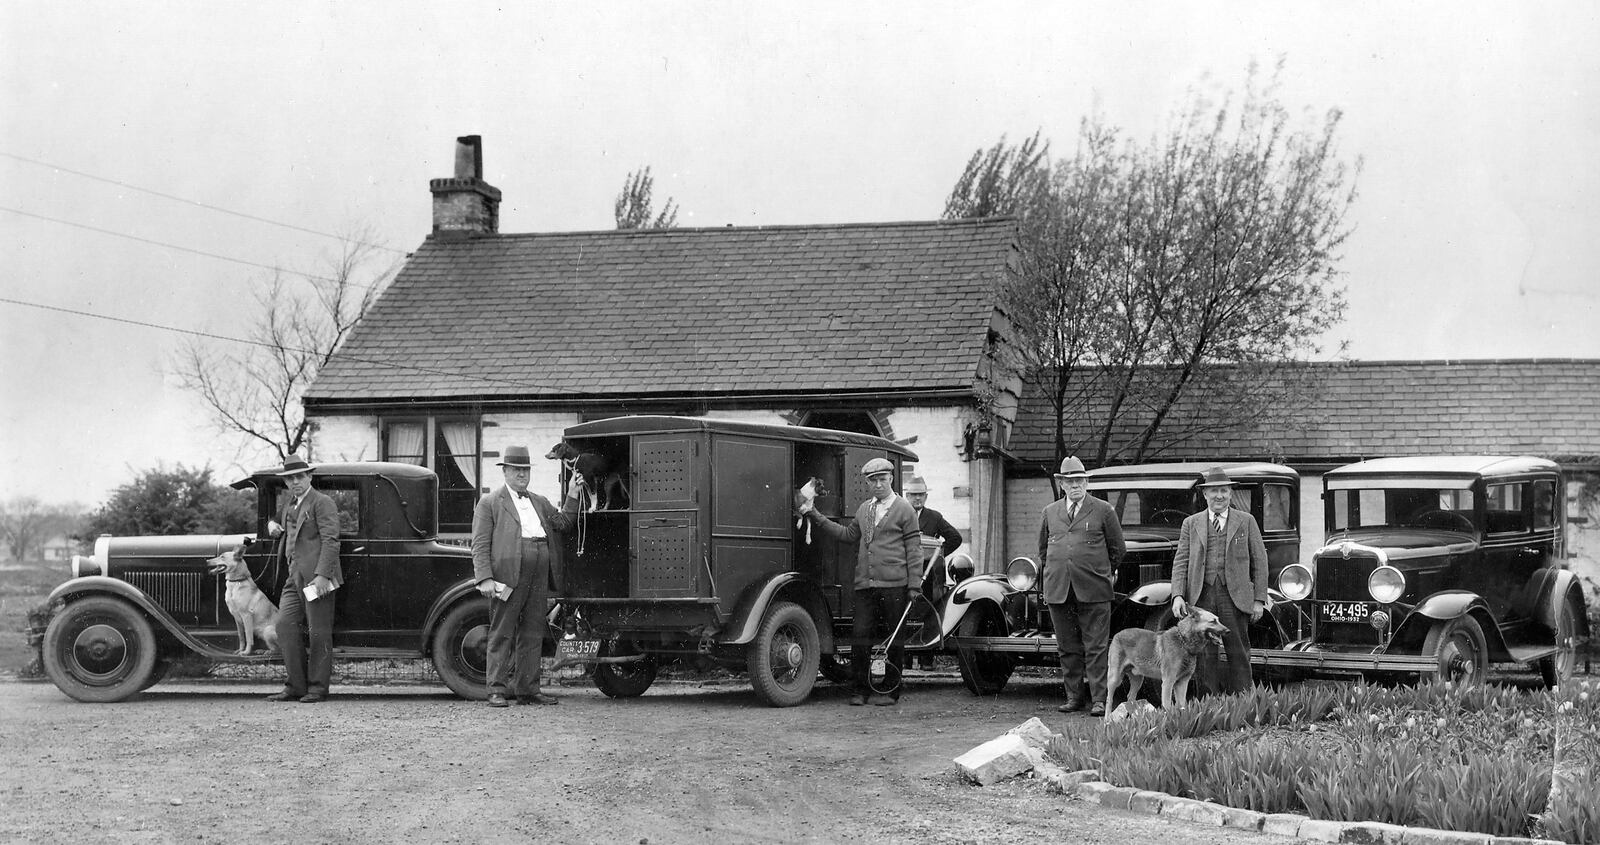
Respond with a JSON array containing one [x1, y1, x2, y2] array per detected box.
[[267, 456, 343, 704], [472, 445, 578, 707]]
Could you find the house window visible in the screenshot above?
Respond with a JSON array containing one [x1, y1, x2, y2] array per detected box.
[[382, 417, 480, 534]]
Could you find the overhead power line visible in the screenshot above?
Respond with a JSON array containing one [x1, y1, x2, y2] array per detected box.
[[0, 206, 388, 292], [0, 150, 406, 254], [0, 295, 571, 394]]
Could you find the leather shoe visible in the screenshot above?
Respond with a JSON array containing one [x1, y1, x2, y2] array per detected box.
[[1057, 696, 1086, 713], [1089, 702, 1106, 717], [521, 693, 559, 706], [486, 693, 510, 708], [299, 692, 326, 704], [848, 694, 866, 706], [266, 691, 302, 702], [868, 693, 897, 706]]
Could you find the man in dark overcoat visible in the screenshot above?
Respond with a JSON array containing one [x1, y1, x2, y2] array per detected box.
[[268, 456, 342, 703], [1038, 456, 1125, 716]]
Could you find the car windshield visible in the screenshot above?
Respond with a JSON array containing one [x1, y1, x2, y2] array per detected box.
[[1094, 487, 1207, 528], [1328, 487, 1477, 533]]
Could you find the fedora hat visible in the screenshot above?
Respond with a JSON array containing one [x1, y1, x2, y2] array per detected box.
[[860, 457, 895, 478], [496, 445, 533, 468], [1053, 456, 1088, 478], [276, 455, 315, 476], [1198, 466, 1234, 488], [904, 477, 929, 495]]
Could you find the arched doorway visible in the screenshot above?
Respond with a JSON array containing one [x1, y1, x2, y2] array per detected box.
[[799, 410, 883, 437]]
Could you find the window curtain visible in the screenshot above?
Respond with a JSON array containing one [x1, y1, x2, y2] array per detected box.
[[1231, 489, 1250, 512], [440, 422, 478, 487], [386, 423, 426, 464]]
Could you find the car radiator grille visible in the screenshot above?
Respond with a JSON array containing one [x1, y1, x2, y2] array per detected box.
[[1315, 555, 1378, 599], [124, 570, 203, 618]]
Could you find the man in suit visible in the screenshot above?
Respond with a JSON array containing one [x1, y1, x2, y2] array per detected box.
[[800, 457, 921, 706], [267, 456, 342, 703], [1039, 456, 1126, 716], [472, 445, 578, 707], [1171, 466, 1269, 696], [905, 477, 960, 669]]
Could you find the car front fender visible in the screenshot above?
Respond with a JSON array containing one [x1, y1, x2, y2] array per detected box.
[[940, 575, 1012, 638], [46, 577, 217, 657], [420, 580, 483, 648]]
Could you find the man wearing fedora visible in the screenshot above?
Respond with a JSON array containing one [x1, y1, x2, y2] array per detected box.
[[905, 477, 961, 670], [267, 456, 342, 703], [472, 445, 578, 707], [1038, 456, 1125, 716], [800, 457, 921, 706], [1171, 466, 1269, 697]]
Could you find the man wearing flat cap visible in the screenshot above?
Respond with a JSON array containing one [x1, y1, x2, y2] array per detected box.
[[800, 457, 921, 706], [267, 456, 342, 703], [1039, 456, 1125, 716], [1171, 466, 1268, 696], [472, 445, 578, 707]]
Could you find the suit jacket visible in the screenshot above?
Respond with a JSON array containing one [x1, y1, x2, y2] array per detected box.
[[471, 486, 577, 593], [811, 494, 922, 590], [1171, 507, 1269, 613], [282, 488, 342, 586], [1038, 495, 1125, 604], [916, 506, 963, 557]]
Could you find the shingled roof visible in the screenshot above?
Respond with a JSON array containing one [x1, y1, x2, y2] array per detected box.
[[305, 218, 1016, 407], [1010, 359, 1600, 470]]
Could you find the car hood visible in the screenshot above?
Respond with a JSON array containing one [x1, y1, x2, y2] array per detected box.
[[1319, 530, 1477, 560], [102, 534, 257, 560]]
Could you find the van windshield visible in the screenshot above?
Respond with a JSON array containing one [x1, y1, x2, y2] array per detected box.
[[1328, 487, 1477, 533]]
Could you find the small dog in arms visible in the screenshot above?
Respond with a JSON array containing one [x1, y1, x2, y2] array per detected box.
[[206, 546, 280, 655], [794, 477, 825, 542], [1105, 606, 1229, 710]]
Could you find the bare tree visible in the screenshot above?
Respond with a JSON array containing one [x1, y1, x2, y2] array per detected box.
[[949, 60, 1357, 466], [172, 232, 397, 462], [0, 497, 80, 560], [614, 166, 679, 230]]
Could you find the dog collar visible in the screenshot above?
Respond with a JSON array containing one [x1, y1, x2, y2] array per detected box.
[[226, 577, 252, 582]]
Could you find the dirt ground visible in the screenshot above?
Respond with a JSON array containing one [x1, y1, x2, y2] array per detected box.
[[0, 671, 1302, 845]]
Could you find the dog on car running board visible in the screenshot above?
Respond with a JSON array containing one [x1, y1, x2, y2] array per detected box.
[[1105, 606, 1230, 711], [206, 546, 280, 655]]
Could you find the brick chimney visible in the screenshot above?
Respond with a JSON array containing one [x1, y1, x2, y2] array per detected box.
[[430, 135, 501, 236]]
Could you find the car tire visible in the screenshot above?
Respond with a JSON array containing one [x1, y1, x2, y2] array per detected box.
[[592, 640, 658, 698], [1538, 593, 1582, 688], [954, 604, 1013, 696], [746, 601, 820, 707], [42, 596, 161, 703], [1422, 615, 1488, 686], [430, 598, 491, 700]]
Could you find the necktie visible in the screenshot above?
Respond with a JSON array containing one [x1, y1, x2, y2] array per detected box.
[[516, 490, 531, 500], [1067, 503, 1078, 523], [1211, 515, 1222, 533]]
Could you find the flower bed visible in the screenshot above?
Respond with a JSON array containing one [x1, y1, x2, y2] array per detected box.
[[1049, 679, 1599, 842]]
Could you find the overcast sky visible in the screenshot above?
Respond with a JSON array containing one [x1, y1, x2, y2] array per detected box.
[[3, 1, 1597, 507]]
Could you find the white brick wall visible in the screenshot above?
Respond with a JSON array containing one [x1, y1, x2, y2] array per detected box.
[[311, 416, 377, 463]]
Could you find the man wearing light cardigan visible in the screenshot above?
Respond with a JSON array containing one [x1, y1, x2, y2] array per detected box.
[[801, 457, 921, 706]]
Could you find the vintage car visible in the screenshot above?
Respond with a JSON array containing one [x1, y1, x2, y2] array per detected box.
[[37, 416, 927, 707], [38, 462, 485, 702], [1258, 456, 1587, 685], [941, 462, 1301, 695], [543, 415, 924, 706]]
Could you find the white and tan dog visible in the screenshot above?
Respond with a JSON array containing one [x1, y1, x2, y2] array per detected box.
[[1106, 607, 1230, 711], [206, 546, 280, 655]]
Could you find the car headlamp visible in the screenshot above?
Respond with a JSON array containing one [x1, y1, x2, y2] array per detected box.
[[1005, 557, 1038, 592], [944, 552, 975, 586], [1367, 566, 1406, 604], [1278, 564, 1313, 601]]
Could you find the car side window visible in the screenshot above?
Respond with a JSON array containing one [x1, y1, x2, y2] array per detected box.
[[326, 489, 362, 537], [1261, 484, 1293, 531], [1532, 480, 1557, 529], [1485, 483, 1529, 534]]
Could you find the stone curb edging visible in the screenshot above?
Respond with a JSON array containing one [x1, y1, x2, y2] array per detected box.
[[1038, 771, 1566, 845]]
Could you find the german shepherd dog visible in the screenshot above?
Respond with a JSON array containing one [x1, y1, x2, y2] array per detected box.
[[206, 546, 280, 655], [1106, 607, 1229, 710]]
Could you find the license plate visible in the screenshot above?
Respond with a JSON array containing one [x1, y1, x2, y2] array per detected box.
[[555, 638, 601, 660], [1321, 601, 1371, 624]]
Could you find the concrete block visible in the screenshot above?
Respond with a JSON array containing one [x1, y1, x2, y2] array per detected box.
[[1159, 796, 1227, 826], [1058, 769, 1101, 787], [1338, 821, 1407, 844], [1263, 813, 1310, 838], [1299, 818, 1353, 842], [1072, 781, 1116, 804], [1222, 807, 1266, 831], [1100, 786, 1139, 810], [1129, 790, 1166, 814], [1488, 839, 1563, 845], [1397, 828, 1491, 845], [1006, 716, 1057, 752], [953, 734, 1038, 786]]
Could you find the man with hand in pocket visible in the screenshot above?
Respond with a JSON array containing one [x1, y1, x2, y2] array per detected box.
[[472, 445, 578, 707]]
